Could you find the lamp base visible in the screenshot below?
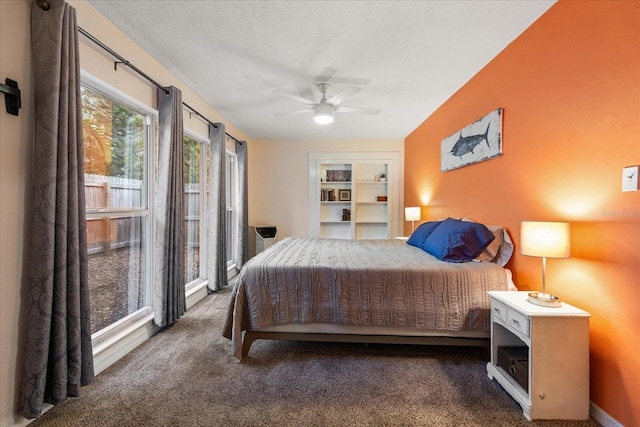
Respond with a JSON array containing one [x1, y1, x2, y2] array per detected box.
[[527, 291, 562, 308]]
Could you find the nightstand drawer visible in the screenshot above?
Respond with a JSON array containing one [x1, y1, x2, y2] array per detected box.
[[507, 309, 530, 338], [491, 300, 508, 322]]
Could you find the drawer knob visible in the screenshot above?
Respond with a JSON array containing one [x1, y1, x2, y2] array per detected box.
[[510, 319, 520, 327], [493, 307, 501, 314]]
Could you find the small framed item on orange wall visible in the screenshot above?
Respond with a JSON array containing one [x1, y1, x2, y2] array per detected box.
[[338, 189, 351, 201], [622, 165, 638, 192]]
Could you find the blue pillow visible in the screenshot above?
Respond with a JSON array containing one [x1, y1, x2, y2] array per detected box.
[[422, 218, 495, 262], [407, 221, 442, 248]]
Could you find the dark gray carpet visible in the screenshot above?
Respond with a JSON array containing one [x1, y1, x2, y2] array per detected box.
[[31, 287, 599, 427]]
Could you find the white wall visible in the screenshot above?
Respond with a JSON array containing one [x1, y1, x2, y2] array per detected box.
[[0, 1, 250, 426], [1, 1, 33, 426], [249, 139, 404, 239]]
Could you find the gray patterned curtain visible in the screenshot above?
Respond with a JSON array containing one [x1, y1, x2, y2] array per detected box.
[[19, 0, 94, 419], [235, 141, 249, 268], [154, 86, 185, 327], [207, 123, 227, 291]]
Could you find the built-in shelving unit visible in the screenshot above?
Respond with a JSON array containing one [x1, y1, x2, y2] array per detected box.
[[309, 152, 400, 240]]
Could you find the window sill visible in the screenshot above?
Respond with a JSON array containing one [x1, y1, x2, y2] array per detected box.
[[92, 312, 158, 375], [92, 277, 230, 375], [186, 280, 208, 310]]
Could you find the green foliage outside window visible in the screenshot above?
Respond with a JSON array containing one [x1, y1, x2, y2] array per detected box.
[[81, 85, 144, 180]]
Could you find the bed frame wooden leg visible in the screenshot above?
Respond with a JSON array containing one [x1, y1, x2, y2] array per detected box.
[[242, 331, 256, 358]]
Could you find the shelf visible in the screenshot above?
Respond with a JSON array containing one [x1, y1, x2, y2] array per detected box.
[[356, 202, 387, 205], [321, 181, 351, 185], [494, 365, 528, 397], [320, 221, 351, 225], [355, 221, 387, 225], [321, 201, 351, 205], [356, 180, 387, 184]]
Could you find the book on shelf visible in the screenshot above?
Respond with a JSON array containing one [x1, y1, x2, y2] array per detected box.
[[325, 169, 351, 182], [321, 188, 336, 201]]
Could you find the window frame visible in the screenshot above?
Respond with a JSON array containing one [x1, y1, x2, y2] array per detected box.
[[81, 70, 158, 345], [183, 128, 209, 292], [225, 148, 239, 271]]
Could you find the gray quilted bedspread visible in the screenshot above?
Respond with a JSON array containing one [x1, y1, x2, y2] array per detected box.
[[223, 237, 510, 358]]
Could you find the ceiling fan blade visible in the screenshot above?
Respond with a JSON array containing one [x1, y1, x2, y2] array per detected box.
[[335, 105, 381, 115], [276, 107, 313, 116], [325, 86, 361, 106], [273, 89, 316, 105]]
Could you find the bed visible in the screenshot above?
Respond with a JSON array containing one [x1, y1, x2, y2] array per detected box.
[[223, 218, 515, 359]]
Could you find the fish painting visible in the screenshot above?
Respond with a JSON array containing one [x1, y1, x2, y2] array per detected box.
[[449, 122, 491, 159], [440, 108, 503, 172]]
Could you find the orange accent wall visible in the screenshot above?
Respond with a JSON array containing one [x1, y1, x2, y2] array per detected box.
[[404, 1, 639, 425]]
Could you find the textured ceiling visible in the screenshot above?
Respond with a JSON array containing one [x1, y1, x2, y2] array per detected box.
[[87, 0, 555, 140]]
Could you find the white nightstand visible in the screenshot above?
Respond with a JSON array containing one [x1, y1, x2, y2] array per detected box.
[[486, 291, 590, 420]]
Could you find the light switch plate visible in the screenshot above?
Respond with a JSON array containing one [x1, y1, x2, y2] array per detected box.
[[622, 165, 639, 192]]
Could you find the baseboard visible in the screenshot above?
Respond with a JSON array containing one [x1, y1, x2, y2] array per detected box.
[[92, 313, 159, 375], [186, 281, 209, 310], [590, 402, 623, 427], [93, 281, 211, 375], [1, 316, 162, 427], [3, 280, 222, 427], [2, 404, 54, 427]]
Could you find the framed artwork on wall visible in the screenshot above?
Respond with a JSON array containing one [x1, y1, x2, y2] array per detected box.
[[338, 189, 351, 201], [440, 108, 503, 172]]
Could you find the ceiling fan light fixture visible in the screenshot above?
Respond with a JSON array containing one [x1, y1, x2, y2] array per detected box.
[[314, 113, 334, 125], [313, 103, 334, 124]]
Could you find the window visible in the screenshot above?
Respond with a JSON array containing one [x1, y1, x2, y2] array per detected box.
[[81, 73, 237, 339], [81, 80, 155, 335], [183, 133, 206, 288], [183, 131, 238, 290], [225, 150, 238, 269]]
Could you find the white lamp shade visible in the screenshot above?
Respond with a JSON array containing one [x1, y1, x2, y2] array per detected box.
[[405, 207, 421, 222], [520, 221, 570, 258], [314, 103, 334, 124]]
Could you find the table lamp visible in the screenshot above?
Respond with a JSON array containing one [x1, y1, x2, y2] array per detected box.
[[405, 207, 421, 233], [520, 221, 570, 308]]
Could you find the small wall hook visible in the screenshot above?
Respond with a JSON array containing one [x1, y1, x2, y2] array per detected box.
[[1, 78, 21, 116]]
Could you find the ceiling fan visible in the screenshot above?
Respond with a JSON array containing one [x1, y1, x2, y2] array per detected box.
[[274, 83, 381, 124]]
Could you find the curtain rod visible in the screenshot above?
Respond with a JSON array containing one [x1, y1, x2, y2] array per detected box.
[[75, 26, 234, 136], [35, 0, 240, 141], [73, 31, 246, 143], [78, 27, 169, 95]]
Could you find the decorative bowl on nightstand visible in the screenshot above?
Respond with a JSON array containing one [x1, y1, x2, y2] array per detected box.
[[527, 291, 562, 307]]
